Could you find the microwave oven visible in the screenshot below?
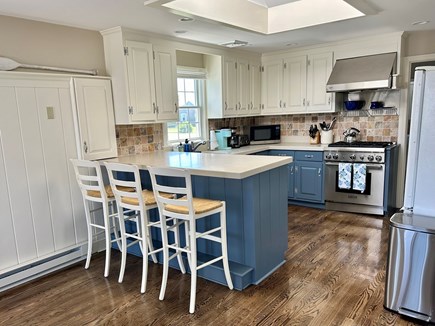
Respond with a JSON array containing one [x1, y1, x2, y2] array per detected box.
[[249, 125, 281, 145]]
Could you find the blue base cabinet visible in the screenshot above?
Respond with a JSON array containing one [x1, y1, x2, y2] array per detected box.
[[266, 150, 324, 204]]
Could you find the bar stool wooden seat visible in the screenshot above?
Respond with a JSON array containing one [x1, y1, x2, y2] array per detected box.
[[70, 159, 126, 277], [104, 162, 186, 293], [148, 166, 233, 314]]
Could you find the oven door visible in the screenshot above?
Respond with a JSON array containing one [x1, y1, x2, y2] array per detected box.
[[324, 162, 385, 207]]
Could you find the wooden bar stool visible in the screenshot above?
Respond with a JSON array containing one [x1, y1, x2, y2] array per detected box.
[[148, 166, 233, 314], [70, 159, 125, 277], [104, 162, 186, 293]]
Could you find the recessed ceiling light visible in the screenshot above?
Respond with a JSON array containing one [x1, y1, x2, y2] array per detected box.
[[412, 20, 430, 26], [174, 30, 187, 34], [220, 40, 249, 48], [179, 17, 194, 22], [286, 43, 298, 47]]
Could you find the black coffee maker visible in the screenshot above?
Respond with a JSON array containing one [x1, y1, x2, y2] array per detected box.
[[228, 128, 240, 148]]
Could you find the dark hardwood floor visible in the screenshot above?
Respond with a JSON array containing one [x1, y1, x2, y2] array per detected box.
[[0, 206, 426, 325]]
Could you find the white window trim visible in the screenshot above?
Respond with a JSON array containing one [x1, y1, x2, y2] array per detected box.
[[164, 72, 208, 147]]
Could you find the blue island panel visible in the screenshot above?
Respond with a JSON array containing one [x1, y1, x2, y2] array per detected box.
[[118, 165, 289, 290]]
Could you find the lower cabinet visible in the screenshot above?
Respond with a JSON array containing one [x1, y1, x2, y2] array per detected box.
[[267, 149, 324, 203]]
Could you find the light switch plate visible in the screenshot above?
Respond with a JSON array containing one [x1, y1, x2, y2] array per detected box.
[[46, 106, 54, 119]]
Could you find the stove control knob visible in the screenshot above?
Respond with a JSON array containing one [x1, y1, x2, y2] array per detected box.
[[349, 154, 356, 160], [367, 155, 374, 161], [325, 154, 332, 160], [332, 154, 339, 160], [360, 155, 365, 160], [375, 155, 382, 162]]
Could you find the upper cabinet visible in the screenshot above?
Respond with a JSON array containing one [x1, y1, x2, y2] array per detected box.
[[101, 29, 178, 124], [207, 55, 261, 118], [261, 51, 334, 115], [71, 77, 117, 160]]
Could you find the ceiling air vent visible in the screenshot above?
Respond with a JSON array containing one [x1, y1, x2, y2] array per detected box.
[[220, 40, 249, 48]]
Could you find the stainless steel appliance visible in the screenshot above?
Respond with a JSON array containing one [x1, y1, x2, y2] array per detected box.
[[249, 124, 281, 145], [324, 141, 393, 215], [342, 127, 360, 143], [384, 67, 435, 323], [384, 213, 435, 323]]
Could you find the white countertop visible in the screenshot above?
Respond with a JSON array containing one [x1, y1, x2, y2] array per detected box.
[[206, 142, 329, 155], [105, 151, 292, 179]]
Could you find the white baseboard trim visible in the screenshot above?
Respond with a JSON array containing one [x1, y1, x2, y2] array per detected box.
[[0, 239, 107, 293]]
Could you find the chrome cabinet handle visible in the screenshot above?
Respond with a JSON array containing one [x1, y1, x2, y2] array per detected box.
[[279, 100, 282, 108], [225, 101, 228, 110], [153, 103, 156, 113], [328, 96, 331, 105], [175, 102, 178, 113], [303, 98, 306, 106], [239, 102, 241, 110], [318, 168, 322, 176], [83, 141, 88, 154], [307, 100, 310, 106], [289, 166, 294, 174], [305, 154, 314, 158], [250, 102, 253, 110]]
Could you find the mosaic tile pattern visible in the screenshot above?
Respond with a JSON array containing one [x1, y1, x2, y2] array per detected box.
[[115, 124, 164, 155], [209, 113, 399, 142]]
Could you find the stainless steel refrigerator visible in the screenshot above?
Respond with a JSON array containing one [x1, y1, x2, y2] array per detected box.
[[384, 66, 435, 323]]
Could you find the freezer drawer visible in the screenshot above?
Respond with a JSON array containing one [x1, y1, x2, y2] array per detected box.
[[384, 213, 435, 323]]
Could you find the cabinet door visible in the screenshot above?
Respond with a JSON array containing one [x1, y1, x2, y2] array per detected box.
[[237, 59, 250, 115], [154, 45, 178, 121], [261, 60, 283, 114], [294, 161, 323, 202], [283, 55, 307, 114], [250, 62, 261, 115], [125, 40, 156, 121], [306, 52, 333, 113], [288, 162, 295, 199], [73, 78, 117, 160], [223, 57, 237, 116]]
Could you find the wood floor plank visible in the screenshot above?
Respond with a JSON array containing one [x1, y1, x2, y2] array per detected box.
[[0, 206, 427, 325]]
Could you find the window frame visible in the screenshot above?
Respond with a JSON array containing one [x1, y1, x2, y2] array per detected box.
[[164, 70, 208, 147]]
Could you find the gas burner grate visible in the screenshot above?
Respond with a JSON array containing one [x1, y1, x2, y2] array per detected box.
[[328, 141, 393, 148]]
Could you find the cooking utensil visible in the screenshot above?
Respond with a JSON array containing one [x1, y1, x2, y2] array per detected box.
[[328, 117, 336, 131], [0, 56, 97, 75]]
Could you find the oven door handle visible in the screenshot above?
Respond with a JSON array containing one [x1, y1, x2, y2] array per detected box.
[[324, 162, 384, 169]]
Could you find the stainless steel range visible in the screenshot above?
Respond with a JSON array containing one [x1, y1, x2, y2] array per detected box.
[[324, 141, 395, 215]]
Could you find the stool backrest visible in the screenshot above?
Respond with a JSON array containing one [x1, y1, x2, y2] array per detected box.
[[104, 162, 144, 211], [147, 166, 194, 217], [70, 159, 107, 203]]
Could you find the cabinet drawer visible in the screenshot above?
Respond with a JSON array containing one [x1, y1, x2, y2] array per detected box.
[[268, 150, 294, 157], [295, 151, 323, 162]]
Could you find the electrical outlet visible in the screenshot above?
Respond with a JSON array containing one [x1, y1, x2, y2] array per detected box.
[[46, 106, 54, 119]]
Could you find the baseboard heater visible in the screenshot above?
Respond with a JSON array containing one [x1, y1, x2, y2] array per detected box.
[[0, 246, 86, 293]]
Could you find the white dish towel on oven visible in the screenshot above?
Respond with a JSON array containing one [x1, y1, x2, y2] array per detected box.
[[352, 163, 367, 192], [338, 163, 352, 189]]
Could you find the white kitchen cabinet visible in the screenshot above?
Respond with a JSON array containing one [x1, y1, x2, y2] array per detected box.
[[249, 62, 262, 115], [153, 45, 179, 121], [220, 56, 261, 117], [102, 31, 178, 124], [72, 78, 117, 160], [261, 51, 334, 115], [306, 52, 334, 113], [261, 59, 283, 114], [223, 57, 238, 115]]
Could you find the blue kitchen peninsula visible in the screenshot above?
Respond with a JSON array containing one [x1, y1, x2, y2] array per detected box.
[[107, 151, 291, 290]]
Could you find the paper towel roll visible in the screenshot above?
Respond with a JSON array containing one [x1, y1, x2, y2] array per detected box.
[[209, 130, 218, 150]]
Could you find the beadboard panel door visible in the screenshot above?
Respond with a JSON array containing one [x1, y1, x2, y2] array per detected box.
[[0, 76, 86, 272]]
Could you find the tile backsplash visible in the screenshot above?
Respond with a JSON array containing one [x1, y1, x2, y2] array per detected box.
[[116, 124, 164, 155], [209, 113, 399, 143], [116, 112, 399, 155]]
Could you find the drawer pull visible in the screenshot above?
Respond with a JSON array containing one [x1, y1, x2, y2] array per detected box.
[[305, 154, 314, 158]]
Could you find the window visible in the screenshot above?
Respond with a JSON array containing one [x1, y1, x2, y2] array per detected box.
[[167, 77, 204, 143]]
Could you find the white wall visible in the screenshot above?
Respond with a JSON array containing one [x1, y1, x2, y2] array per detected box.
[[0, 15, 106, 75]]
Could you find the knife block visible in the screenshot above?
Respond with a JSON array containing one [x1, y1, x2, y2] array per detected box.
[[310, 131, 320, 144]]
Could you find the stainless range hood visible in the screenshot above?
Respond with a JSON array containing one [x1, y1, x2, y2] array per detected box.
[[326, 52, 397, 92]]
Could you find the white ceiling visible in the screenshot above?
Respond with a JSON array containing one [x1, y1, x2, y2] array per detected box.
[[0, 0, 434, 53]]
